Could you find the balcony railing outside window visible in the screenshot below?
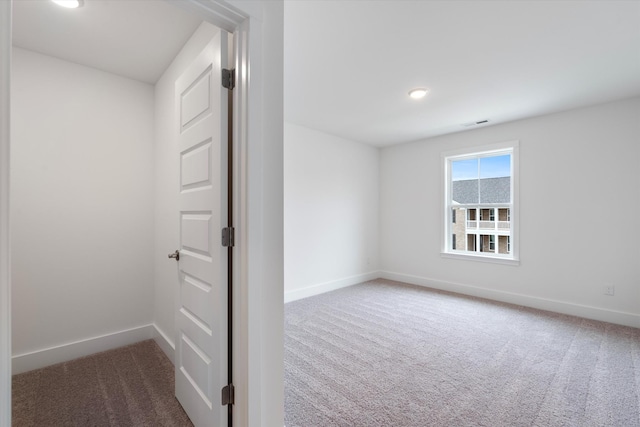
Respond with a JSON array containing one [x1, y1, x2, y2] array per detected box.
[[466, 220, 510, 230]]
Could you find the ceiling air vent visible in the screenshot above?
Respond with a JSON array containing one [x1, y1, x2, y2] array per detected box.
[[462, 119, 490, 127]]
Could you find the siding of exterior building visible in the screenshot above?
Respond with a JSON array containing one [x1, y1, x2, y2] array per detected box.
[[452, 207, 467, 250]]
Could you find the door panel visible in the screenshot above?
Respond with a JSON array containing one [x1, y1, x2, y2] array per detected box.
[[181, 213, 212, 256], [181, 139, 213, 190], [181, 273, 214, 330], [180, 66, 212, 130], [180, 332, 212, 402], [174, 29, 228, 427]]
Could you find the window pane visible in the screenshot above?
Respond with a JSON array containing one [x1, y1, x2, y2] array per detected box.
[[479, 154, 510, 179], [479, 178, 510, 203], [451, 208, 465, 251], [451, 159, 479, 204], [452, 180, 478, 204], [479, 155, 511, 204], [452, 158, 478, 180]]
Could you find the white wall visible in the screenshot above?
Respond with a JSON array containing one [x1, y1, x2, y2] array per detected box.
[[380, 97, 640, 327], [284, 122, 379, 301], [11, 48, 155, 358], [153, 21, 220, 359]]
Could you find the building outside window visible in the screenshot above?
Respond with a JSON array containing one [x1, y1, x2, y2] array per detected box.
[[443, 141, 519, 263]]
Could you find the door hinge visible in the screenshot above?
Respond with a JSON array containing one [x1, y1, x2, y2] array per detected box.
[[222, 68, 235, 90], [221, 383, 235, 405], [222, 227, 235, 247]]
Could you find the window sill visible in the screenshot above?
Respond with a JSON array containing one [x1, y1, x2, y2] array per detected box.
[[441, 251, 520, 266]]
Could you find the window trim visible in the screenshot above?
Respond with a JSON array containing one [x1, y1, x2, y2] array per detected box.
[[441, 140, 520, 265]]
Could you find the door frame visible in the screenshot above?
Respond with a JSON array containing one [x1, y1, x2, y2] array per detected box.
[[0, 1, 282, 425], [0, 0, 11, 425]]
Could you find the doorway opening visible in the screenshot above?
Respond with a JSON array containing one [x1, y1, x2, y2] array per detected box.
[[7, 0, 249, 425]]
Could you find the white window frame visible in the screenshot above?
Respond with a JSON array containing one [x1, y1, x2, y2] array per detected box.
[[441, 140, 520, 265]]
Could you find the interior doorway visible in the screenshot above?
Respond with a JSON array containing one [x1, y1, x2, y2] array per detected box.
[[4, 1, 253, 425], [2, 1, 294, 426]]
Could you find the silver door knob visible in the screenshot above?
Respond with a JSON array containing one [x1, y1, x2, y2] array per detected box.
[[168, 250, 180, 261]]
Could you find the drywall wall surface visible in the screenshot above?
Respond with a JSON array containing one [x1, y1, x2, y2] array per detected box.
[[284, 122, 379, 298], [153, 22, 220, 350], [11, 48, 155, 355], [380, 97, 640, 321]]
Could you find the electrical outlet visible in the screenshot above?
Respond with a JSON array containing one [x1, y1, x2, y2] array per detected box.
[[366, 257, 371, 266], [604, 284, 615, 296]]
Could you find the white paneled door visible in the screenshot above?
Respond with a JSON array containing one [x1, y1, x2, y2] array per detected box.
[[174, 30, 229, 427]]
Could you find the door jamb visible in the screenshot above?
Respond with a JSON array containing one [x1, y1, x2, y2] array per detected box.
[[0, 1, 11, 425]]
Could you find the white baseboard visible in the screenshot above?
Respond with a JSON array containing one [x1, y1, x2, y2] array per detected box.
[[12, 324, 155, 375], [380, 271, 640, 329], [284, 271, 381, 303], [153, 324, 175, 364]]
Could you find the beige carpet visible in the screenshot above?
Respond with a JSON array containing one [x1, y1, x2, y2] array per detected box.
[[284, 279, 640, 426], [12, 339, 193, 426]]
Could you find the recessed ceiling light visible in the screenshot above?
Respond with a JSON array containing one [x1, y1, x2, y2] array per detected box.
[[408, 88, 429, 99], [52, 0, 84, 9]]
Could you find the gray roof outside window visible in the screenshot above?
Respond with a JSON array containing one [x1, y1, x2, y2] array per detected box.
[[452, 177, 510, 204]]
